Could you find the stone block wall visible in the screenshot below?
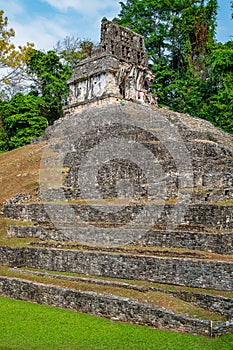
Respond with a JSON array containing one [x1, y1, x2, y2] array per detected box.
[[3, 203, 233, 230], [4, 103, 233, 248], [3, 202, 233, 249], [137, 230, 233, 255], [0, 276, 232, 337], [0, 246, 232, 290], [100, 21, 147, 65], [7, 225, 233, 255], [0, 276, 214, 336], [213, 323, 233, 337], [169, 290, 233, 317]]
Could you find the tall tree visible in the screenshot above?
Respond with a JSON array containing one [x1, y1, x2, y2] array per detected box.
[[0, 10, 33, 87], [0, 93, 48, 150], [114, 1, 233, 134], [27, 50, 71, 124], [54, 36, 95, 69], [200, 41, 233, 133]]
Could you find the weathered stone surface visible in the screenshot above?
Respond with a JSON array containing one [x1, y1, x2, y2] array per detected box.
[[4, 203, 233, 227], [0, 246, 232, 290], [3, 101, 233, 254], [168, 290, 233, 317], [10, 267, 233, 318], [65, 22, 155, 113], [213, 323, 233, 337], [0, 276, 232, 336], [44, 103, 233, 203], [0, 276, 215, 336], [3, 202, 233, 248], [7, 224, 233, 255], [99, 21, 147, 65], [1, 21, 233, 338], [134, 229, 233, 255]]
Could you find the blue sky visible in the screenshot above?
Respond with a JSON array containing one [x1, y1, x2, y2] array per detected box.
[[0, 0, 232, 51]]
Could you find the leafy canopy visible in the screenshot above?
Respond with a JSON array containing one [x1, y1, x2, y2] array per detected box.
[[54, 36, 95, 69], [27, 49, 72, 124], [114, 0, 233, 133], [0, 10, 34, 84], [0, 93, 48, 150]]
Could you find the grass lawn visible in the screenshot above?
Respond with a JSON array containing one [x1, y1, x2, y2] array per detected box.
[[0, 297, 232, 350]]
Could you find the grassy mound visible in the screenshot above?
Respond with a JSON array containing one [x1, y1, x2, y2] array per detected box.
[[1, 296, 233, 350]]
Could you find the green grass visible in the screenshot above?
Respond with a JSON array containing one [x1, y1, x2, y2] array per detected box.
[[8, 265, 233, 298], [0, 266, 227, 322], [0, 297, 233, 350]]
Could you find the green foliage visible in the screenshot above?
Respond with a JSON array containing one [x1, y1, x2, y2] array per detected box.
[[0, 93, 48, 150], [172, 41, 233, 133], [114, 0, 233, 134], [1, 297, 233, 350], [54, 36, 95, 69], [0, 4, 232, 153], [0, 10, 34, 83], [27, 49, 72, 124], [201, 41, 233, 133], [0, 122, 8, 151], [0, 49, 71, 151], [115, 0, 217, 68]]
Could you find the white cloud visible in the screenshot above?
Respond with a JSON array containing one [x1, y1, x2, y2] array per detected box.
[[42, 0, 120, 17], [0, 0, 121, 51], [0, 0, 70, 50], [12, 16, 69, 51], [41, 0, 82, 11], [0, 0, 24, 17]]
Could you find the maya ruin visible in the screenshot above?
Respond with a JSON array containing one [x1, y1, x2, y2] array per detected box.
[[0, 21, 232, 337]]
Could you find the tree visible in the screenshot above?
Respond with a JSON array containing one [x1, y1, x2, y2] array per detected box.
[[0, 10, 33, 87], [114, 1, 233, 133], [27, 50, 72, 124], [114, 0, 217, 76], [0, 93, 48, 150], [0, 14, 95, 151], [0, 49, 72, 151], [54, 36, 95, 69], [199, 41, 233, 133]]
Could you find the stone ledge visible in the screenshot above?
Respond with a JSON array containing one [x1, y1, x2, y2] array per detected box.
[[0, 276, 212, 336], [3, 203, 233, 230], [0, 276, 232, 337], [0, 246, 232, 290], [137, 230, 233, 255], [11, 267, 233, 317], [7, 225, 233, 255]]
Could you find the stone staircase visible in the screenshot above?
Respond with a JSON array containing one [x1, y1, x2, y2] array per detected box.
[[1, 103, 233, 336], [3, 201, 233, 253]]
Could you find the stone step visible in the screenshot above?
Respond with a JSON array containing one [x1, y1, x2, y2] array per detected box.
[[3, 203, 233, 230], [0, 246, 232, 291], [136, 229, 233, 255], [3, 202, 233, 247], [0, 275, 215, 336], [7, 225, 233, 255], [37, 186, 233, 204], [8, 267, 233, 317]]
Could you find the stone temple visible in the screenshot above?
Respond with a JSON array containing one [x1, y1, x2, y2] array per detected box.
[[64, 21, 156, 115], [1, 21, 233, 337], [3, 20, 233, 249]]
